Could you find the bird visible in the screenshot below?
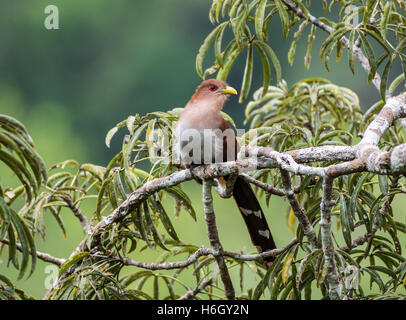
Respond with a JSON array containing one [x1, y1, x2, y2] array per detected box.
[[175, 79, 277, 263]]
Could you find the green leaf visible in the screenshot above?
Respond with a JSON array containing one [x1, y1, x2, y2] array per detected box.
[[347, 30, 355, 74], [363, 0, 378, 26], [380, 58, 393, 101], [339, 195, 352, 249], [239, 43, 254, 103], [81, 163, 106, 182], [255, 41, 282, 84], [58, 252, 90, 276], [217, 41, 243, 81], [282, 252, 294, 285], [105, 127, 119, 148], [274, 0, 289, 39], [149, 197, 179, 241], [288, 40, 297, 66], [255, 0, 267, 41], [362, 26, 390, 53], [229, 0, 243, 18], [123, 122, 149, 171], [388, 73, 405, 97], [359, 32, 377, 83], [2, 201, 37, 279], [380, 2, 392, 37], [320, 27, 349, 62], [378, 175, 388, 195], [143, 201, 168, 251], [132, 207, 152, 248], [196, 22, 229, 79], [166, 186, 197, 221], [350, 173, 369, 216], [214, 22, 229, 67], [0, 150, 34, 201], [296, 249, 323, 289], [304, 25, 316, 70]]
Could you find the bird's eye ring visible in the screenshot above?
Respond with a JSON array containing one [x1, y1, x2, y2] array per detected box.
[[208, 84, 218, 92]]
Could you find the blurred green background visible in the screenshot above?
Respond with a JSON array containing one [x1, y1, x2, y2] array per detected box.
[[0, 0, 401, 299]]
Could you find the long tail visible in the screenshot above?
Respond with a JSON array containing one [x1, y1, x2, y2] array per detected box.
[[232, 177, 277, 263]]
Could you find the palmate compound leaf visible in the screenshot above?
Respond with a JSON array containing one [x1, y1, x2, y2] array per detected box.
[[243, 78, 362, 151], [0, 115, 49, 279]]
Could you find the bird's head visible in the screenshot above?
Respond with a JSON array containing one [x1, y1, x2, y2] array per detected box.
[[188, 79, 237, 110]]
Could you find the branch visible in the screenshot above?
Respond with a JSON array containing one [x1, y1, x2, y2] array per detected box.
[[178, 276, 213, 300], [240, 172, 299, 196], [319, 177, 342, 300], [359, 94, 406, 147], [202, 179, 235, 300], [58, 195, 90, 235], [0, 239, 65, 266], [221, 237, 297, 261], [213, 171, 238, 198], [112, 238, 298, 270], [116, 246, 212, 270], [338, 233, 370, 252], [280, 170, 318, 249]]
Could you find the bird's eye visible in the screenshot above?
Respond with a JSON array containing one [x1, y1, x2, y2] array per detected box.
[[208, 84, 218, 92]]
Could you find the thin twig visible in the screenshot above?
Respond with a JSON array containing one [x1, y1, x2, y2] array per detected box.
[[178, 276, 213, 300], [240, 173, 299, 196], [280, 170, 318, 249], [0, 239, 65, 266], [108, 238, 298, 270], [59, 195, 90, 235], [338, 233, 370, 252]]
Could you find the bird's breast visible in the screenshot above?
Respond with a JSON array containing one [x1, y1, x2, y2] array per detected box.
[[175, 112, 236, 165]]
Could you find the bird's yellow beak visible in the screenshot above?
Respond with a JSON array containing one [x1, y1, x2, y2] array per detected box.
[[220, 86, 238, 95]]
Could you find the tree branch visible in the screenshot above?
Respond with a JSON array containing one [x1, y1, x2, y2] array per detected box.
[[178, 276, 213, 300], [280, 170, 318, 249], [240, 172, 299, 196], [58, 195, 90, 235], [0, 239, 65, 266], [202, 179, 235, 300], [320, 177, 342, 300], [108, 238, 298, 270]]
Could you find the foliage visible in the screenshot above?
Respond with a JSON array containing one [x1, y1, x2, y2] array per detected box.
[[1, 0, 406, 300], [200, 0, 405, 102]]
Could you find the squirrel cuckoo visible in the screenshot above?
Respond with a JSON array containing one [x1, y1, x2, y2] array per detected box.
[[176, 79, 277, 263]]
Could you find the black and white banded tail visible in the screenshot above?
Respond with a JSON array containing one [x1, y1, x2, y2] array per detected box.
[[232, 177, 277, 263]]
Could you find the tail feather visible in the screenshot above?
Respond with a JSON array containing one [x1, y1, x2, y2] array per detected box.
[[232, 177, 277, 262]]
